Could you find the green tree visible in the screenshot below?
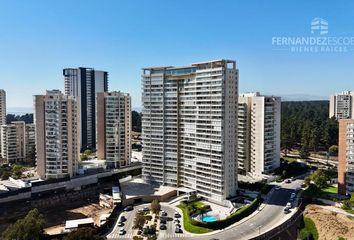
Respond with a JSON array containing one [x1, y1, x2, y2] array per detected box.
[[299, 145, 310, 159], [1, 171, 11, 180], [80, 154, 88, 161], [133, 213, 145, 230], [2, 208, 45, 240], [151, 199, 161, 214], [63, 227, 104, 240], [329, 145, 338, 155], [196, 207, 208, 219], [311, 169, 330, 189], [84, 149, 92, 156], [304, 176, 311, 186], [12, 164, 24, 179]]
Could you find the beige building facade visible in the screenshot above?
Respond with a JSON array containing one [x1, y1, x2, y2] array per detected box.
[[34, 90, 80, 179], [0, 121, 35, 164], [96, 91, 131, 169]]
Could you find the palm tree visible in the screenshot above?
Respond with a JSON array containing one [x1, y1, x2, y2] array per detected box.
[[197, 207, 208, 221]]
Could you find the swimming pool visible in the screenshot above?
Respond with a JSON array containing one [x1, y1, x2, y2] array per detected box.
[[201, 215, 217, 222]]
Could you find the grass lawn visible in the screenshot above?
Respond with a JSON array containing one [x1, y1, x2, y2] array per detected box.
[[320, 185, 338, 195], [283, 156, 298, 163], [299, 217, 319, 240], [192, 201, 204, 210]]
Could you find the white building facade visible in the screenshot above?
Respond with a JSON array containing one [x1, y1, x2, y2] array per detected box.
[[329, 91, 354, 120], [238, 92, 281, 178], [142, 59, 238, 204], [0, 89, 6, 158]]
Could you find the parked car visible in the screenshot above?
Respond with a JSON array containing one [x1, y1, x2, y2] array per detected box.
[[175, 223, 181, 228], [174, 219, 180, 224], [285, 179, 291, 183], [290, 192, 296, 199], [120, 216, 127, 222], [160, 219, 167, 224], [160, 224, 167, 230], [286, 202, 292, 208], [124, 205, 133, 211], [174, 212, 181, 218], [143, 206, 150, 211], [290, 177, 295, 181], [284, 207, 291, 214], [161, 211, 167, 216], [175, 227, 182, 233], [119, 229, 126, 235], [117, 221, 124, 227], [138, 208, 144, 213]]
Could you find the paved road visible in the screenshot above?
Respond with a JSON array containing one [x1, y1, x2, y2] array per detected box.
[[170, 179, 304, 240], [107, 178, 304, 240]]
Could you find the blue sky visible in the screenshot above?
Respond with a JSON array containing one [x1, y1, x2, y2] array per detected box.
[[1, 0, 354, 111]]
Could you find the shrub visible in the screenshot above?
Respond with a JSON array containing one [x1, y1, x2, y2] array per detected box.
[[178, 196, 261, 233]]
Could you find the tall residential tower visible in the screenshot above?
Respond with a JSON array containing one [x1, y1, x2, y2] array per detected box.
[[0, 89, 6, 158], [63, 68, 108, 151], [96, 91, 132, 169], [142, 59, 238, 204], [329, 91, 354, 120], [237, 92, 281, 178], [34, 90, 80, 179], [0, 89, 5, 125], [338, 119, 354, 195]]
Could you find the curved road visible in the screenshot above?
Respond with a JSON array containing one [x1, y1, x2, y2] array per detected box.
[[171, 179, 304, 240], [107, 179, 304, 240]]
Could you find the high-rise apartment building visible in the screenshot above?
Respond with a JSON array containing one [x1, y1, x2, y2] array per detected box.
[[338, 119, 354, 195], [96, 91, 132, 169], [34, 90, 80, 179], [0, 89, 6, 158], [0, 121, 35, 164], [63, 68, 108, 151], [142, 59, 238, 204], [329, 91, 354, 120], [0, 89, 5, 126], [237, 93, 281, 177]]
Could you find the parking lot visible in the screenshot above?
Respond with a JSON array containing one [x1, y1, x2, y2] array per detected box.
[[106, 203, 189, 239]]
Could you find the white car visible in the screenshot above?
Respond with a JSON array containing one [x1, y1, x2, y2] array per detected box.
[[286, 202, 292, 208], [290, 192, 296, 199], [119, 229, 125, 235]]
